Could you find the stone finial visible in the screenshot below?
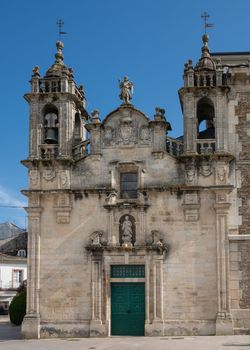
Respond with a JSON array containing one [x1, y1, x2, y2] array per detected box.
[[154, 107, 166, 121], [32, 66, 40, 77], [201, 34, 210, 58], [55, 41, 64, 64], [119, 76, 134, 104], [90, 109, 101, 123]]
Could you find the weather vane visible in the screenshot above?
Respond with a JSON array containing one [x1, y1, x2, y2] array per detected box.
[[201, 12, 214, 34], [56, 19, 67, 41]]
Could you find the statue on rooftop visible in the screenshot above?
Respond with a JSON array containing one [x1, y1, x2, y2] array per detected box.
[[119, 76, 134, 104]]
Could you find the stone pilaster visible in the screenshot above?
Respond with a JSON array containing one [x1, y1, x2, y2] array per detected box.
[[183, 92, 196, 154], [214, 190, 233, 335], [90, 254, 106, 336], [21, 207, 42, 339], [145, 258, 164, 336], [215, 91, 228, 153]]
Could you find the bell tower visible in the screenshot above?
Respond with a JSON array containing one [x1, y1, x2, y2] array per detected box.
[[179, 34, 229, 155], [21, 41, 88, 338], [26, 41, 87, 161], [179, 35, 235, 335]]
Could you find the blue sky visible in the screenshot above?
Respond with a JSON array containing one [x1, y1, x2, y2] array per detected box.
[[0, 0, 249, 228]]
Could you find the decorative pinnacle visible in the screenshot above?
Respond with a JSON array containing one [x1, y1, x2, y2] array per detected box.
[[55, 41, 64, 64]]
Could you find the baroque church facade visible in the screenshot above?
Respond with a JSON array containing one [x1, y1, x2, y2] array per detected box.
[[21, 35, 250, 338]]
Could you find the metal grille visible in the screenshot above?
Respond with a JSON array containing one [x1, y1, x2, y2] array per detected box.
[[111, 265, 145, 278]]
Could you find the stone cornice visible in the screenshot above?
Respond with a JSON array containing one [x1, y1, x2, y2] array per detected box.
[[228, 234, 250, 241]]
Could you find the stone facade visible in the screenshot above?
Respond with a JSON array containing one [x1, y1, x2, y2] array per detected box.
[[21, 36, 250, 338]]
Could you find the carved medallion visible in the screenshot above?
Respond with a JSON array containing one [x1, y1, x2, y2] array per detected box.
[[200, 162, 212, 177], [43, 169, 56, 181]]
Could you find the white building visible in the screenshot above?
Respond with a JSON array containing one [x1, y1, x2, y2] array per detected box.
[[0, 227, 27, 313]]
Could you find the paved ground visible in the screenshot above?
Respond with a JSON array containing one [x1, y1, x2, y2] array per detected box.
[[1, 317, 250, 350]]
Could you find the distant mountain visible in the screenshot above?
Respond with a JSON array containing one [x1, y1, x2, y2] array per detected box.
[[0, 222, 25, 240]]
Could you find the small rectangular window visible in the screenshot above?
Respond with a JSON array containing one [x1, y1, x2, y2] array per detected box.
[[12, 270, 23, 289], [120, 172, 137, 199]]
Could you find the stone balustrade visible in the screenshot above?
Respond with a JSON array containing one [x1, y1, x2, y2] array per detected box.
[[166, 137, 184, 157], [72, 140, 90, 160], [39, 144, 59, 159], [196, 139, 216, 154]]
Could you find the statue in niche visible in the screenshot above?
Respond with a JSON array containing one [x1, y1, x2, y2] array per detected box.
[[119, 215, 136, 246], [119, 76, 134, 104]]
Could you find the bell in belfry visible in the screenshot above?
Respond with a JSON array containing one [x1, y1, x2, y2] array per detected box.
[[44, 112, 58, 144], [45, 128, 58, 144]]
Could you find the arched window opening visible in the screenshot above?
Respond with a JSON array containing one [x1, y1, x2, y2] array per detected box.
[[73, 112, 81, 143], [197, 98, 215, 139], [43, 104, 59, 144]]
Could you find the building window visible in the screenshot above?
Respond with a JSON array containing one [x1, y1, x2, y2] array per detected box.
[[17, 249, 26, 257], [12, 270, 23, 289], [120, 172, 138, 199]]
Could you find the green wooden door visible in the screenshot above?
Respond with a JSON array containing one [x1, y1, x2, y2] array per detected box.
[[111, 282, 145, 336]]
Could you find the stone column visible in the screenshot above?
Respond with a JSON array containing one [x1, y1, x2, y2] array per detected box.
[[21, 207, 42, 339], [214, 190, 233, 335]]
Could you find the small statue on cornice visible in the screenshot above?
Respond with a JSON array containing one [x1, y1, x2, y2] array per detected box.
[[119, 76, 134, 104], [105, 191, 117, 205], [89, 231, 104, 246], [146, 230, 169, 254]]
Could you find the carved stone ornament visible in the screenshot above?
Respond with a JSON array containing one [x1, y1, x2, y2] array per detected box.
[[217, 166, 227, 184], [89, 231, 104, 246], [185, 164, 196, 183], [184, 192, 199, 204], [146, 230, 169, 253], [43, 169, 56, 181], [200, 162, 212, 177], [103, 126, 114, 146], [105, 191, 117, 205], [59, 170, 69, 188], [118, 118, 136, 144], [139, 126, 151, 144], [29, 170, 39, 187]]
